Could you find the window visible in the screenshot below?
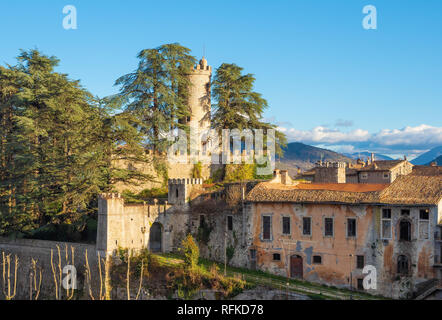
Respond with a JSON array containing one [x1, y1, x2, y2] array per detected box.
[[401, 209, 410, 216], [361, 173, 368, 180], [356, 255, 365, 269], [227, 215, 233, 231], [262, 215, 272, 240], [324, 218, 334, 237], [273, 253, 281, 261], [250, 249, 256, 260], [397, 255, 409, 275], [381, 209, 392, 239], [313, 255, 322, 264], [357, 279, 364, 290], [399, 220, 411, 241], [303, 217, 311, 236], [419, 209, 429, 239], [347, 218, 357, 237], [420, 209, 429, 220], [282, 217, 291, 235], [199, 215, 205, 228], [176, 188, 179, 198], [383, 173, 389, 179]]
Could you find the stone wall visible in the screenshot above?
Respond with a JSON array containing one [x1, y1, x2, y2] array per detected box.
[[314, 163, 346, 183], [97, 193, 190, 254], [0, 238, 99, 300]]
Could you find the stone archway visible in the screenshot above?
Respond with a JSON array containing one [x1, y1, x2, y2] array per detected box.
[[149, 222, 163, 252]]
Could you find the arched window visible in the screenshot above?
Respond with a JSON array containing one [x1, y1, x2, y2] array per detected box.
[[397, 255, 409, 275], [399, 220, 411, 241], [176, 188, 179, 198]]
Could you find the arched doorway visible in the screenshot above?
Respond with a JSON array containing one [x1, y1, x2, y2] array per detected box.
[[290, 255, 303, 279], [149, 222, 162, 252]]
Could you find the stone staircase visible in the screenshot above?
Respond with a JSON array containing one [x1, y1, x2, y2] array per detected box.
[[414, 279, 441, 300]]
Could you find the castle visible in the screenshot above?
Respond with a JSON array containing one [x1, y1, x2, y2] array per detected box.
[[97, 163, 442, 299], [1, 57, 441, 300], [99, 58, 442, 299]]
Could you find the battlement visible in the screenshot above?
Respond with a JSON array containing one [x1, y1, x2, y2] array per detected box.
[[168, 178, 203, 185], [192, 56, 212, 73], [315, 161, 347, 168], [99, 192, 122, 199], [192, 65, 212, 73]]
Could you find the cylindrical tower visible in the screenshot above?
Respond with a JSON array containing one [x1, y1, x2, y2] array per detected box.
[[186, 57, 212, 134]]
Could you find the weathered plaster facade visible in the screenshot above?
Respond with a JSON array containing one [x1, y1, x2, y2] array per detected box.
[[248, 202, 438, 298], [96, 168, 441, 299]]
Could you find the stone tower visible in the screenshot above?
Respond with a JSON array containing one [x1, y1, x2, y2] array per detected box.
[[186, 57, 212, 154], [314, 161, 347, 183]]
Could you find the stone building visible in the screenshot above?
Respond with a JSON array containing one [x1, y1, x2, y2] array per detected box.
[[245, 170, 442, 298], [97, 163, 442, 299], [302, 159, 413, 184]]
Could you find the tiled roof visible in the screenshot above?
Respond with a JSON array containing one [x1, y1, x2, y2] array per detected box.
[[246, 175, 442, 206], [356, 160, 405, 172], [411, 165, 442, 177]]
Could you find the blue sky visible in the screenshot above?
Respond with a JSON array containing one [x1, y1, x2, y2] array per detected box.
[[0, 0, 441, 158]]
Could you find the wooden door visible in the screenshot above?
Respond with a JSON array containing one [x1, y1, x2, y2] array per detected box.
[[290, 255, 303, 279]]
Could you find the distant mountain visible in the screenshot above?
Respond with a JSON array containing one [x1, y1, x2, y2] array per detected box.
[[344, 151, 394, 161], [426, 155, 442, 166], [276, 142, 354, 176], [411, 146, 442, 165]]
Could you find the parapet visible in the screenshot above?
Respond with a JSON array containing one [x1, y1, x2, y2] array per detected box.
[[315, 161, 347, 168], [168, 178, 203, 185], [99, 193, 122, 199]]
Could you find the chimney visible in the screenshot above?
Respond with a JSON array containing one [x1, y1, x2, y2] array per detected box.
[[280, 170, 289, 185], [404, 155, 407, 161], [371, 153, 375, 164]]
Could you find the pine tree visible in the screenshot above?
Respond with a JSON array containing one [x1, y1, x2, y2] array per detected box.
[[0, 49, 152, 237], [211, 63, 287, 157], [114, 43, 196, 153]]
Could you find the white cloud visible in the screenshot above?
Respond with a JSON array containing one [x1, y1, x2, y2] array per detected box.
[[279, 126, 370, 144], [371, 124, 442, 146], [279, 124, 442, 155]]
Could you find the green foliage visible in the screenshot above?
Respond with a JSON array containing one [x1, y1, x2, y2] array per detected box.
[[226, 245, 235, 263], [211, 63, 287, 157], [138, 187, 168, 199], [192, 161, 202, 179], [180, 234, 199, 270], [253, 154, 274, 180], [114, 43, 196, 153], [0, 49, 154, 237], [211, 168, 224, 182], [196, 219, 213, 245], [224, 163, 255, 182], [122, 187, 168, 203]]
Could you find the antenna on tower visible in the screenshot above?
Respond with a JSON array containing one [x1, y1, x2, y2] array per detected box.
[[203, 43, 206, 58]]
